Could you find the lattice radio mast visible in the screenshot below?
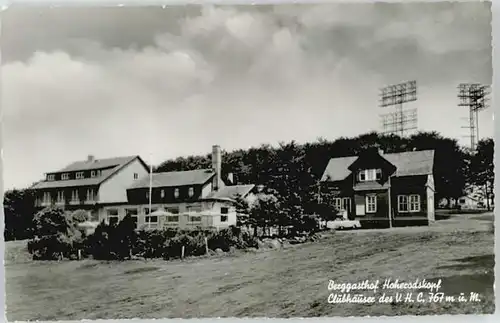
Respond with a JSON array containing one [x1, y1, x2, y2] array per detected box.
[[379, 81, 418, 136], [458, 83, 490, 152]]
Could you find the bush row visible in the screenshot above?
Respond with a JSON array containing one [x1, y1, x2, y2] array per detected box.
[[27, 208, 259, 261]]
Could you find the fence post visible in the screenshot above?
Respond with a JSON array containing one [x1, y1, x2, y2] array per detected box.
[[205, 237, 209, 255], [181, 245, 185, 260]]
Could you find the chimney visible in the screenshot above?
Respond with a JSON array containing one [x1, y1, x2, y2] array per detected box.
[[212, 145, 222, 191], [87, 155, 95, 162], [227, 172, 234, 185]]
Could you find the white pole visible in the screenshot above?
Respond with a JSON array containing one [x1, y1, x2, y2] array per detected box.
[[148, 153, 153, 228]]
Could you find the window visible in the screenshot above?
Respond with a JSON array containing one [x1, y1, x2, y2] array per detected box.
[[144, 207, 158, 215], [76, 172, 84, 179], [134, 173, 138, 180], [221, 215, 228, 222], [161, 190, 165, 198], [342, 197, 351, 212], [166, 216, 179, 222], [333, 198, 342, 211], [459, 198, 466, 204], [221, 207, 229, 214], [43, 192, 51, 204], [107, 209, 119, 225], [86, 189, 95, 201], [47, 174, 55, 181], [398, 195, 409, 213], [409, 195, 421, 212], [174, 188, 180, 198], [167, 207, 180, 214], [358, 169, 382, 182], [189, 216, 202, 222], [366, 195, 377, 213], [186, 205, 201, 213], [146, 216, 158, 224], [62, 173, 69, 180], [71, 190, 79, 202], [398, 195, 421, 213], [96, 170, 102, 177], [188, 187, 194, 197], [56, 191, 64, 203], [91, 171, 96, 178], [126, 208, 138, 216]]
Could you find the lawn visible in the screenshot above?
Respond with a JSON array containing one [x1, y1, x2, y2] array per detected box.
[[4, 213, 495, 320]]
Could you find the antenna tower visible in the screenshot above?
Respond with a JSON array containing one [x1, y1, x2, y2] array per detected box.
[[458, 83, 490, 151], [379, 80, 418, 136]]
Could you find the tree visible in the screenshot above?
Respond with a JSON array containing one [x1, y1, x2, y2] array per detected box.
[[248, 192, 280, 237], [408, 132, 469, 205], [470, 138, 494, 210], [3, 188, 37, 241], [314, 190, 340, 229], [233, 193, 250, 227]]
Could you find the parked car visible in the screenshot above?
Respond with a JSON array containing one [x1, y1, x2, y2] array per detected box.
[[326, 218, 361, 230]]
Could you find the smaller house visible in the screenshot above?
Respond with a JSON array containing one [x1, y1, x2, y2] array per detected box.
[[105, 145, 257, 230], [320, 148, 436, 228]]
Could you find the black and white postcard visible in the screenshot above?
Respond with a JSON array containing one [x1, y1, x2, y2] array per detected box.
[[1, 1, 495, 320]]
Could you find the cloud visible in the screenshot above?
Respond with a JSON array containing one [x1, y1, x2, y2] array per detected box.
[[1, 3, 492, 189]]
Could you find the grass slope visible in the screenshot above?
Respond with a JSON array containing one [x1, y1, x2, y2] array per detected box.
[[5, 213, 495, 320]]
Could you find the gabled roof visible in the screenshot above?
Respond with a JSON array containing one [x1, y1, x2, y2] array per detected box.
[[321, 150, 435, 182], [128, 169, 215, 189], [54, 156, 139, 173], [201, 184, 256, 202], [31, 156, 145, 189]]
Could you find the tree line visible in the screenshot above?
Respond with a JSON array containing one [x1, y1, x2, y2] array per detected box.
[[4, 131, 494, 241]]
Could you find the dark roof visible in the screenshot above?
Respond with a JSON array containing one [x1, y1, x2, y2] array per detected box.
[[201, 184, 256, 202], [321, 150, 435, 182], [32, 156, 143, 189], [129, 169, 215, 189], [53, 156, 138, 173]]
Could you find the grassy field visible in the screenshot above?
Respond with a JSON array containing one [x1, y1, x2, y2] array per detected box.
[[4, 213, 495, 320]]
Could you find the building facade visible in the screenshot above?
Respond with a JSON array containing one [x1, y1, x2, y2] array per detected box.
[[320, 148, 436, 227], [32, 146, 256, 231], [31, 155, 150, 220]]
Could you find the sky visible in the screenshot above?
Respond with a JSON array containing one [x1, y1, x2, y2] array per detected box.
[[1, 2, 493, 190]]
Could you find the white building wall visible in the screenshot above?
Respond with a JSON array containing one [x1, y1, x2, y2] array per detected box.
[[201, 181, 214, 198], [98, 159, 149, 203], [97, 200, 238, 230]]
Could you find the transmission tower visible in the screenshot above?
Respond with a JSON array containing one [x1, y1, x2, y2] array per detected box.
[[458, 83, 490, 151], [379, 81, 418, 136]]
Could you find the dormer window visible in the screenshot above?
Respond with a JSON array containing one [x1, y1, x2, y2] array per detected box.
[[174, 188, 180, 199], [76, 172, 84, 179], [188, 187, 194, 197], [61, 173, 69, 180], [358, 169, 382, 182], [47, 174, 55, 181], [91, 171, 96, 178]]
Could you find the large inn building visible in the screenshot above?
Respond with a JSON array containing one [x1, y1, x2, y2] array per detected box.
[[31, 145, 256, 231]]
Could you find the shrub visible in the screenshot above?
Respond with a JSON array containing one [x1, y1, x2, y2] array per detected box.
[[28, 207, 85, 260], [85, 215, 138, 260]]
